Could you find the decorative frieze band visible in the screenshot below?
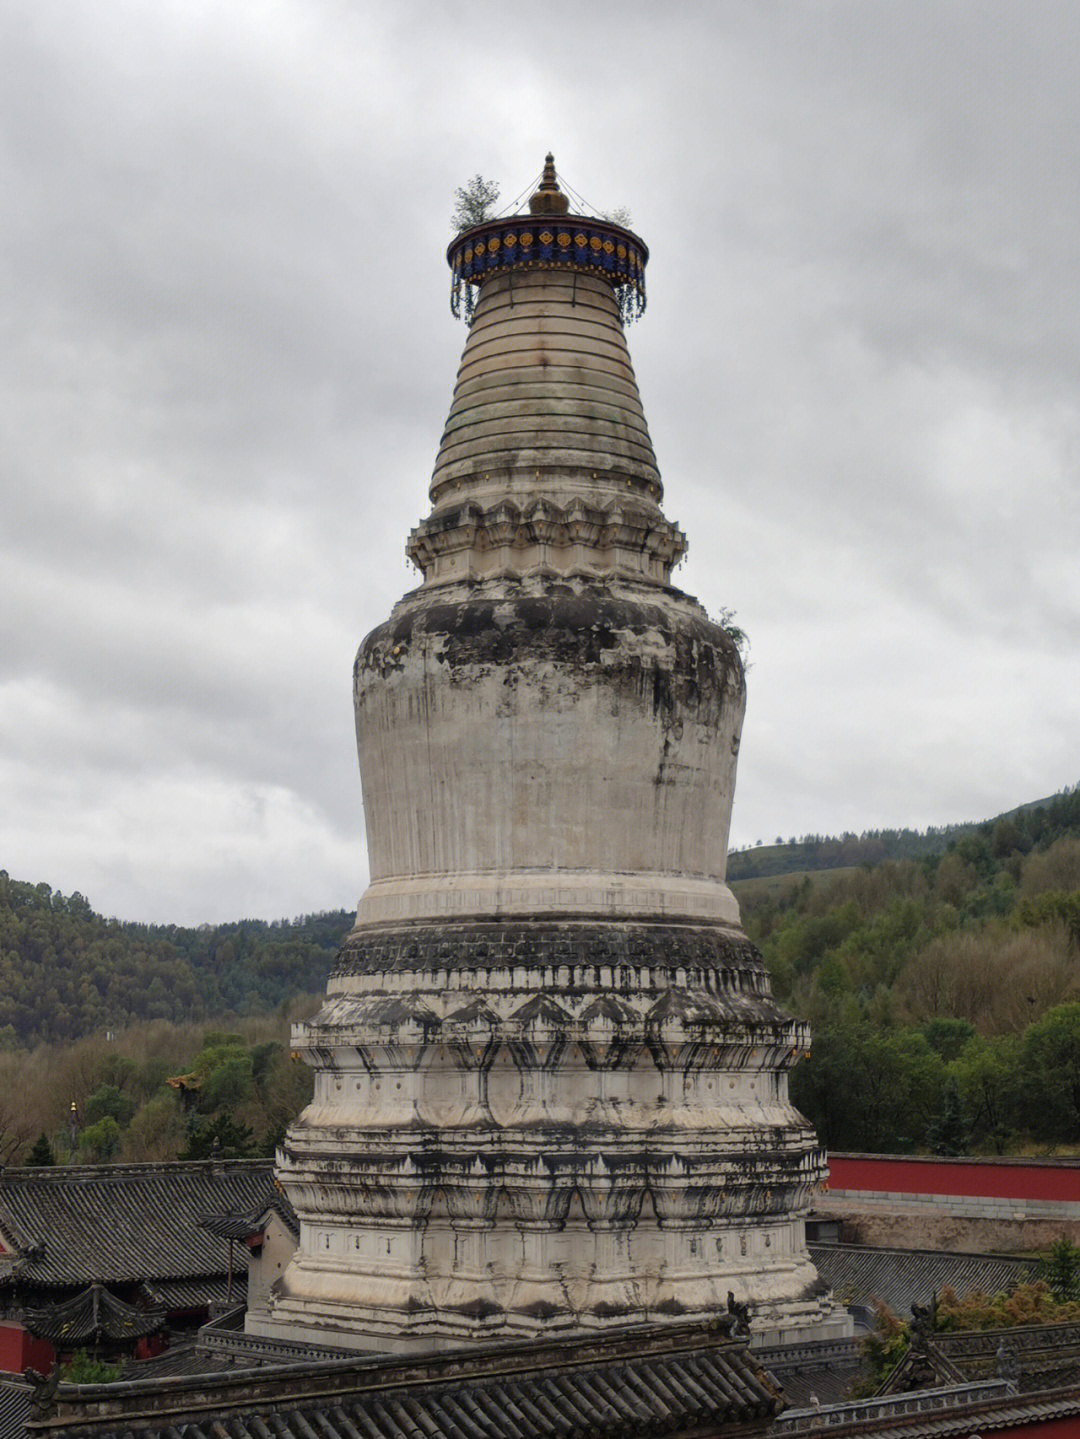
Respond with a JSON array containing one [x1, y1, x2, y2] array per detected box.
[[297, 987, 807, 1068], [406, 495, 686, 583], [332, 919, 767, 981]]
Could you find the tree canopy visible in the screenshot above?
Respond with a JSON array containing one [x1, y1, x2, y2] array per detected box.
[[0, 870, 349, 1046], [746, 796, 1080, 1154], [451, 175, 500, 233]]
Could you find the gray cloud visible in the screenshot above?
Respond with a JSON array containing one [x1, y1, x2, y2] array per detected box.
[[2, 0, 1077, 922]]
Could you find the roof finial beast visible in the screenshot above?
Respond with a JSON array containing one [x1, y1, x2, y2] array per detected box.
[[529, 153, 570, 216]]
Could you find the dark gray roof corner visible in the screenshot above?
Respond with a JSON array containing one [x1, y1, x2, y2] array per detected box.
[[23, 1285, 165, 1345], [137, 1277, 245, 1311], [266, 1191, 299, 1236], [0, 1159, 276, 1288], [0, 1251, 27, 1282], [197, 1189, 298, 1244], [196, 1212, 264, 1242]]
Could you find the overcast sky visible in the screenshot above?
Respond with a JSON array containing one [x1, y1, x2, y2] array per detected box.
[[3, 1, 1078, 925]]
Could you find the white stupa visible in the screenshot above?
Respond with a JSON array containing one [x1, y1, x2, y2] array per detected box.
[[253, 158, 840, 1353]]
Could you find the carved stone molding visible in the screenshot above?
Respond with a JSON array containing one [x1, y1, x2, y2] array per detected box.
[[407, 495, 686, 584]]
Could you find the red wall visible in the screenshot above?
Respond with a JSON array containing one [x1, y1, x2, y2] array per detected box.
[[827, 1153, 1080, 1203], [0, 1321, 55, 1374]]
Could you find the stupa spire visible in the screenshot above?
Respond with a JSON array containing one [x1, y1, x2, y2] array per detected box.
[[528, 152, 571, 214], [413, 157, 679, 586]]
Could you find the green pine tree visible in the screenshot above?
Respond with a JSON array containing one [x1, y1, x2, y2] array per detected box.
[[25, 1132, 56, 1166], [65, 1351, 121, 1384], [1042, 1237, 1080, 1302], [180, 1112, 255, 1160], [928, 1077, 968, 1157]]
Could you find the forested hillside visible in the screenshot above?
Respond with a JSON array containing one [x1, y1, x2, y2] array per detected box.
[[0, 871, 351, 1046], [728, 787, 1080, 881], [4, 782, 1080, 1161], [735, 785, 1080, 1155], [0, 1014, 316, 1166]]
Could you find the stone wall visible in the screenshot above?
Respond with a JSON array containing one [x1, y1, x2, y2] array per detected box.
[[816, 1195, 1080, 1252], [816, 1153, 1080, 1252]]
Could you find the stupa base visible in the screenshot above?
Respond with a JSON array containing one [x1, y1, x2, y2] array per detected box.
[[247, 1297, 849, 1357], [247, 1233, 841, 1356]]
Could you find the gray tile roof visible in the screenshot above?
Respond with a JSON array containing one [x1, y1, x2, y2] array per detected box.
[[0, 1379, 30, 1439], [118, 1343, 237, 1382], [23, 1320, 783, 1439], [138, 1277, 245, 1312], [769, 1303, 1080, 1433], [808, 1242, 1036, 1314], [773, 1379, 1080, 1436], [0, 1160, 277, 1289], [935, 1315, 1080, 1393], [758, 1338, 869, 1408], [882, 1394, 1080, 1436]]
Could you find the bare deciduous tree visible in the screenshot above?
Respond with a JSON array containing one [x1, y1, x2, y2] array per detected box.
[[0, 1056, 34, 1162]]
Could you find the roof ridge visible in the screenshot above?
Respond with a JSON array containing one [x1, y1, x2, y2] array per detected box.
[[0, 1158, 273, 1185], [809, 1240, 1037, 1262]]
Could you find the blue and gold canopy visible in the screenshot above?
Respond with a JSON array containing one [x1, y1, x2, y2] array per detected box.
[[448, 156, 648, 322]]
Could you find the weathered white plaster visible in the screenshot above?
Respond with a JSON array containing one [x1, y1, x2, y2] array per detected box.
[[260, 174, 840, 1352]]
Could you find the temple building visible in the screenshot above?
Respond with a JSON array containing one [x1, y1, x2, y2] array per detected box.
[[251, 158, 841, 1353], [0, 1159, 277, 1373]]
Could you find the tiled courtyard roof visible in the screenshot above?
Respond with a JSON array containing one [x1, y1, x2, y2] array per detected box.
[[0, 1379, 31, 1436], [23, 1319, 783, 1439], [775, 1381, 1080, 1436], [119, 1342, 238, 1382], [757, 1337, 868, 1408], [137, 1277, 245, 1312], [808, 1242, 1036, 1314], [0, 1160, 277, 1288], [23, 1284, 164, 1345]]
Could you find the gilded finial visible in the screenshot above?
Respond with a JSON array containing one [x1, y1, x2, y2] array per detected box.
[[529, 152, 570, 216]]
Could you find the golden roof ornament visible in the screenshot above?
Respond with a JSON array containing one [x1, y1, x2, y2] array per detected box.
[[528, 152, 570, 215]]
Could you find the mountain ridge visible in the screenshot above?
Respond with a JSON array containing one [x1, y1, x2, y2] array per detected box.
[[4, 782, 1078, 1048], [728, 786, 1079, 882]]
